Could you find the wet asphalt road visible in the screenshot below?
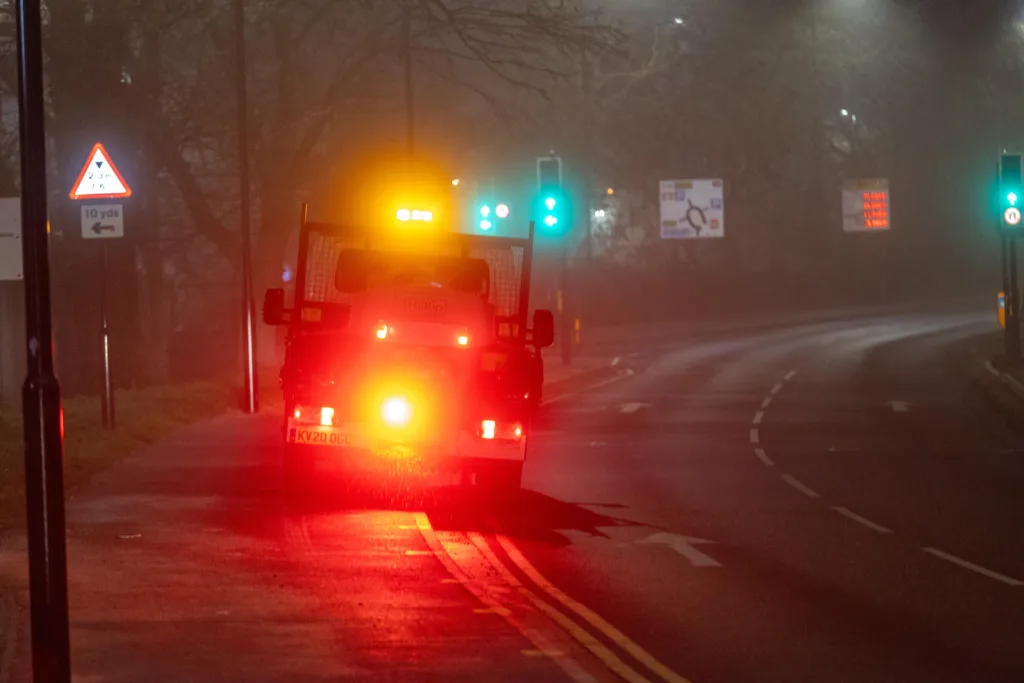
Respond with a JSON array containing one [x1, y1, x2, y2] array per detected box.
[[3, 307, 1023, 682]]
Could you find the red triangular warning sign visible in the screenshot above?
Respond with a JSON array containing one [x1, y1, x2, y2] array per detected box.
[[69, 142, 132, 200]]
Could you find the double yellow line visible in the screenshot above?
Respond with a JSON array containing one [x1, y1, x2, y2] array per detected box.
[[414, 512, 692, 683]]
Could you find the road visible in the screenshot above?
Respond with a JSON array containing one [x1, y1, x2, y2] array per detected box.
[[3, 307, 1023, 682]]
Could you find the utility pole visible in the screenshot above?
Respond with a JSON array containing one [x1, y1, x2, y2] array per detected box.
[[15, 0, 73, 679], [235, 0, 258, 414], [402, 5, 415, 158]]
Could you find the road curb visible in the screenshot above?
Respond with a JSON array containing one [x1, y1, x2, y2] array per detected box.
[[982, 359, 1024, 401], [964, 339, 1024, 422]]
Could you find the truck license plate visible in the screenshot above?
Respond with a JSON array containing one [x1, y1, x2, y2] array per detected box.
[[289, 427, 350, 447]]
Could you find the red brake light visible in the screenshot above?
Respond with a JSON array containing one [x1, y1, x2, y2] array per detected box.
[[320, 406, 335, 426], [376, 321, 389, 340], [481, 420, 496, 439]]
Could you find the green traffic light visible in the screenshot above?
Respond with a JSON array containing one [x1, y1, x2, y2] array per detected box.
[[545, 197, 556, 211], [480, 205, 491, 218], [543, 215, 558, 227], [480, 219, 492, 231], [1009, 192, 1018, 207]]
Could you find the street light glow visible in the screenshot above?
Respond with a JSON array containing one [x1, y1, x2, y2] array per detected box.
[[840, 108, 850, 117], [451, 178, 460, 186], [674, 17, 684, 24]]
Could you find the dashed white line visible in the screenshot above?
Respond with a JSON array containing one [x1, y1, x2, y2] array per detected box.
[[760, 396, 772, 409], [749, 428, 760, 444], [752, 411, 763, 425], [769, 383, 783, 396], [753, 448, 774, 467], [921, 547, 1024, 587], [784, 370, 797, 381], [781, 474, 820, 498], [832, 506, 893, 534]]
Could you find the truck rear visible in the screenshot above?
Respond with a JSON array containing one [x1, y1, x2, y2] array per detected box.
[[263, 207, 554, 490]]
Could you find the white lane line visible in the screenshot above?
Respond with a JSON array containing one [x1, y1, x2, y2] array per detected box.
[[753, 448, 774, 467], [544, 372, 628, 405], [784, 370, 797, 381], [984, 360, 1000, 378], [832, 506, 893, 534], [760, 396, 772, 409], [921, 547, 1024, 587], [769, 383, 783, 395], [781, 474, 820, 498], [752, 411, 763, 425], [749, 428, 759, 444]]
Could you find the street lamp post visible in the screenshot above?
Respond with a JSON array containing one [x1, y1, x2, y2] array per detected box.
[[14, 0, 73, 679], [235, 0, 258, 414]]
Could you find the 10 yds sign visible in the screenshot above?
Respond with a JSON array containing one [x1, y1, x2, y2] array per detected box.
[[80, 204, 124, 240]]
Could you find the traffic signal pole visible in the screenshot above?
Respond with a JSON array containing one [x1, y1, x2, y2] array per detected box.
[[560, 246, 572, 366], [998, 153, 1023, 360], [15, 0, 73, 680], [1009, 237, 1020, 359]]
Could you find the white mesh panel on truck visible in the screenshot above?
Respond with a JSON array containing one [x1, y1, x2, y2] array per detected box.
[[469, 244, 523, 319], [303, 231, 352, 304]]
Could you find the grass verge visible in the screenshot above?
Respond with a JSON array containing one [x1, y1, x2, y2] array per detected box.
[[0, 380, 243, 528]]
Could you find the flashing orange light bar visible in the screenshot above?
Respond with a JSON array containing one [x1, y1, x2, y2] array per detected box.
[[396, 208, 434, 222]]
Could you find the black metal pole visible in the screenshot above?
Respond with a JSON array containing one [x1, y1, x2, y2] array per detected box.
[[1002, 234, 1012, 357], [560, 246, 572, 366], [1009, 237, 1020, 360], [15, 0, 72, 680], [402, 5, 414, 158], [100, 244, 114, 429], [235, 0, 258, 414]]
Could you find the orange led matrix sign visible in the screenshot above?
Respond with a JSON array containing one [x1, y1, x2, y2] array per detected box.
[[842, 179, 890, 233]]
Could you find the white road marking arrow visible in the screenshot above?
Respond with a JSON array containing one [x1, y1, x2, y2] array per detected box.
[[618, 402, 651, 414], [637, 532, 721, 567], [883, 401, 910, 413]]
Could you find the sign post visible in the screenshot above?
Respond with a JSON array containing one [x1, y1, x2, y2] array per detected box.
[[71, 145, 131, 428]]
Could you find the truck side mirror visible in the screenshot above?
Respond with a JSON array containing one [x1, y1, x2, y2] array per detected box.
[[532, 309, 555, 348], [263, 288, 286, 326]]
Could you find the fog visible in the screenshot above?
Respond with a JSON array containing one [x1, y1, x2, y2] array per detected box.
[[0, 0, 1018, 397]]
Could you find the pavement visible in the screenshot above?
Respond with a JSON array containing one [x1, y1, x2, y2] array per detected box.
[[3, 305, 1024, 681]]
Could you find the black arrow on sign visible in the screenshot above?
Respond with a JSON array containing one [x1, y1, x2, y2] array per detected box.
[[91, 221, 115, 234]]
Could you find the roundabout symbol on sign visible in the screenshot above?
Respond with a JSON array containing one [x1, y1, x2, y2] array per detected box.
[[1005, 207, 1022, 227]]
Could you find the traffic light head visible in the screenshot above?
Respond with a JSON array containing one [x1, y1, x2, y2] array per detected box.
[[536, 190, 569, 235], [475, 201, 511, 232], [1001, 153, 1024, 230]]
